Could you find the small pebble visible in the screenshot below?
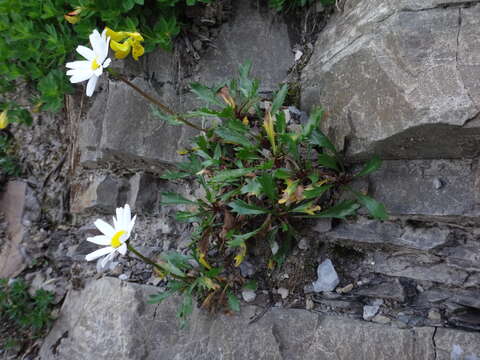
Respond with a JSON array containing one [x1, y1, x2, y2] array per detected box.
[[428, 309, 441, 321], [372, 314, 391, 324], [306, 298, 314, 310], [297, 238, 309, 250], [433, 178, 443, 190], [277, 287, 289, 299], [118, 274, 129, 281], [363, 305, 380, 321], [336, 283, 354, 294], [242, 289, 256, 303]]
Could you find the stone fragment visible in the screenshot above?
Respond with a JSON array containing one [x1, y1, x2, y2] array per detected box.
[[241, 289, 256, 303], [373, 253, 469, 286], [363, 305, 380, 321], [312, 218, 332, 233], [0, 181, 39, 278], [354, 278, 406, 302], [277, 287, 289, 299], [239, 260, 256, 277], [70, 174, 128, 214], [312, 259, 340, 293], [428, 309, 441, 321], [371, 314, 391, 325], [301, 0, 480, 160]]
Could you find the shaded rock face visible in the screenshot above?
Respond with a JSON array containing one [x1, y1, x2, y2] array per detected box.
[[79, 0, 293, 172], [39, 278, 480, 360], [301, 0, 480, 160]]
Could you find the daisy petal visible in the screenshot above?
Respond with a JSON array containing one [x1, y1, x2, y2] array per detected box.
[[118, 243, 127, 256], [76, 45, 95, 61], [94, 218, 115, 237], [85, 246, 113, 261], [66, 60, 91, 70], [86, 235, 110, 246], [123, 204, 131, 228], [86, 75, 98, 97], [100, 251, 115, 268], [102, 58, 111, 68], [93, 66, 103, 77], [128, 214, 137, 233], [69, 71, 93, 83]]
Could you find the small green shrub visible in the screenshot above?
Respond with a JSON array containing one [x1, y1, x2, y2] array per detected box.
[[148, 63, 387, 325], [0, 278, 55, 351]]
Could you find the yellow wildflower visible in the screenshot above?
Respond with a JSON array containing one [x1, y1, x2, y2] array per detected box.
[[105, 27, 145, 60], [0, 111, 8, 130], [234, 243, 247, 267]]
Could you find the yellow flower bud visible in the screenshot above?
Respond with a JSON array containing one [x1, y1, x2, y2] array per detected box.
[[0, 111, 9, 130]]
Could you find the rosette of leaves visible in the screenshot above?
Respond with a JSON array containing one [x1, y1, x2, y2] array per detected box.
[[151, 62, 387, 323]]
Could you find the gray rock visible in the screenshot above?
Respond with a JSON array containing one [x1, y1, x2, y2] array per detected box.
[[79, 78, 198, 171], [374, 252, 469, 286], [371, 314, 391, 325], [70, 173, 128, 214], [239, 260, 256, 277], [354, 278, 406, 302], [301, 0, 480, 160], [363, 305, 380, 321], [367, 159, 480, 217], [328, 217, 451, 250], [40, 277, 480, 360], [435, 327, 480, 360], [312, 259, 340, 293], [189, 1, 293, 93]]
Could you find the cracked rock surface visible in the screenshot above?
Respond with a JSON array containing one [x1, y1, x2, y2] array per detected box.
[[38, 277, 480, 360], [301, 0, 480, 160]]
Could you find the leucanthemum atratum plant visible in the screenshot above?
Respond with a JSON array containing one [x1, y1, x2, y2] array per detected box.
[[68, 30, 387, 327]]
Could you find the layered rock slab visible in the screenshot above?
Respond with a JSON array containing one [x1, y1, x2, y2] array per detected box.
[[39, 277, 480, 360], [301, 0, 480, 160]]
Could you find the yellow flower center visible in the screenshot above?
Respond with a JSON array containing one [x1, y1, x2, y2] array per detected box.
[[111, 230, 127, 248], [91, 58, 101, 70]]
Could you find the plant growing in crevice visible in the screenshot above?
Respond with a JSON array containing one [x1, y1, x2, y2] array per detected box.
[[68, 29, 387, 327]]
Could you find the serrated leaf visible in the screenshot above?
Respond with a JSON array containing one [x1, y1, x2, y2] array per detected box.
[[355, 156, 382, 177], [240, 178, 262, 196], [160, 170, 190, 180], [271, 83, 288, 115], [228, 200, 269, 215], [310, 129, 336, 152], [304, 200, 360, 219], [273, 168, 293, 179], [214, 126, 253, 147], [303, 107, 324, 138], [303, 184, 333, 199], [148, 291, 173, 304], [317, 153, 339, 171], [177, 293, 193, 328], [352, 190, 389, 220], [190, 82, 224, 107], [227, 229, 260, 247], [227, 291, 241, 312], [209, 168, 255, 183], [243, 280, 258, 291], [161, 192, 197, 206], [258, 172, 277, 201]]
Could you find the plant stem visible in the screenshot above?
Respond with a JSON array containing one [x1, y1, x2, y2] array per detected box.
[[127, 244, 164, 273], [107, 69, 204, 132]]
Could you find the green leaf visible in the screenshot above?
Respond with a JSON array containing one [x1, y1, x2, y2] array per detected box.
[[273, 168, 293, 179], [151, 105, 183, 126], [177, 293, 193, 328], [305, 200, 360, 219], [303, 184, 333, 199], [214, 126, 253, 147], [227, 229, 260, 247], [161, 192, 197, 206], [190, 83, 224, 107], [240, 178, 262, 196], [317, 153, 339, 171], [351, 190, 389, 220], [148, 291, 173, 304], [258, 173, 277, 201], [355, 156, 382, 177], [160, 170, 190, 180], [303, 107, 324, 139], [209, 168, 255, 183], [227, 291, 240, 312], [310, 129, 336, 153], [160, 261, 186, 277], [228, 200, 269, 215], [271, 83, 288, 115], [243, 280, 258, 291]]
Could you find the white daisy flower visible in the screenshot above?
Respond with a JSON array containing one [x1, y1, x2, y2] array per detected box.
[[85, 204, 136, 268], [66, 29, 111, 97]]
